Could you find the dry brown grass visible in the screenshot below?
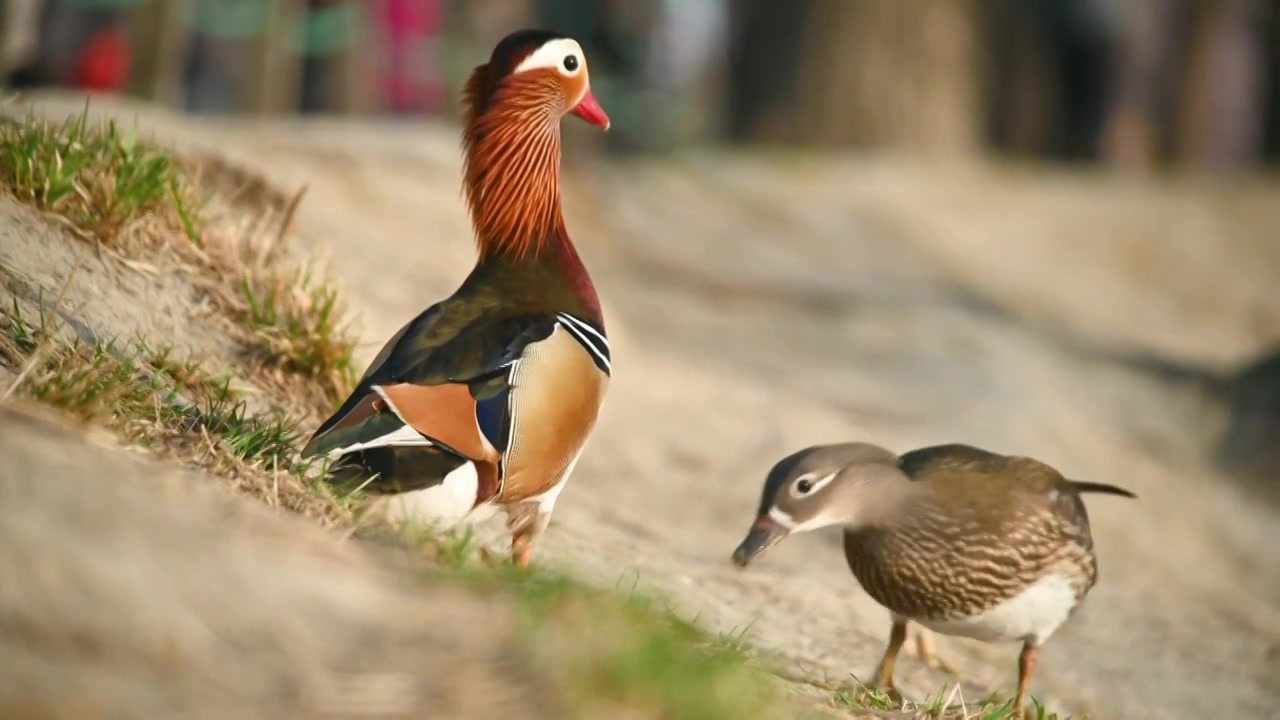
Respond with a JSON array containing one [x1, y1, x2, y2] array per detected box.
[[0, 300, 358, 527], [154, 159, 357, 418], [230, 195, 359, 413]]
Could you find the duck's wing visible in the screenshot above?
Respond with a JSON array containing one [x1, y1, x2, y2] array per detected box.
[[901, 444, 1080, 498], [896, 443, 1010, 482], [904, 445, 1132, 552], [301, 303, 609, 504]]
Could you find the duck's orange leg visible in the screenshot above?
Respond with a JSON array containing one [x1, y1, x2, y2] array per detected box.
[[511, 533, 534, 568], [1013, 641, 1038, 716], [873, 618, 909, 692], [910, 626, 960, 676]]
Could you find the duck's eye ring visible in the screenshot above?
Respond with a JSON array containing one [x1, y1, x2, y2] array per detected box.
[[563, 55, 579, 72], [795, 478, 814, 494]]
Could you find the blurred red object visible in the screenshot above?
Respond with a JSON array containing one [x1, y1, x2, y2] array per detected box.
[[73, 27, 131, 91]]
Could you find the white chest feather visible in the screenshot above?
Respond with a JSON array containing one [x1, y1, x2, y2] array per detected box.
[[376, 447, 586, 530], [916, 572, 1080, 645]]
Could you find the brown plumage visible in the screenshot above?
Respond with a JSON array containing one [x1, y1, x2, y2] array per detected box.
[[732, 442, 1135, 715], [848, 448, 1104, 620]]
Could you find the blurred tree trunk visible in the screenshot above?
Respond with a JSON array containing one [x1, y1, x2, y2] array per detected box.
[[1174, 0, 1269, 170], [725, 0, 812, 143], [0, 0, 50, 70], [981, 0, 1123, 163], [1099, 0, 1184, 172], [243, 0, 306, 114], [297, 1, 374, 115], [0, 1, 10, 73], [125, 0, 192, 107], [728, 0, 980, 154], [979, 0, 1056, 157], [1264, 0, 1280, 164]]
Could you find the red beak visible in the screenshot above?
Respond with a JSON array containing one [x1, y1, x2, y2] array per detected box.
[[570, 88, 611, 131]]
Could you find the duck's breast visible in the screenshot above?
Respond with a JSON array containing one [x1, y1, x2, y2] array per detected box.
[[499, 323, 609, 503]]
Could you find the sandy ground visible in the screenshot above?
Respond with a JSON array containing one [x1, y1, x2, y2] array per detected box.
[[6, 93, 1280, 719], [0, 403, 567, 720]]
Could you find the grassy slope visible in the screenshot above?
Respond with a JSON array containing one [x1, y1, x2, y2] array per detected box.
[[0, 104, 1062, 720]]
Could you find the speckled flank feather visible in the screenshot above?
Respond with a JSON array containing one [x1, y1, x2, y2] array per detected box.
[[843, 499, 1097, 625]]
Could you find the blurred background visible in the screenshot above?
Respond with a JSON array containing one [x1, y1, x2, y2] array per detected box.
[[3, 0, 1279, 169], [7, 0, 1274, 485], [3, 3, 1280, 717]]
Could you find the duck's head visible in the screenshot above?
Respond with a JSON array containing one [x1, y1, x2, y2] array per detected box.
[[465, 29, 610, 132], [731, 442, 903, 568], [462, 30, 612, 259]]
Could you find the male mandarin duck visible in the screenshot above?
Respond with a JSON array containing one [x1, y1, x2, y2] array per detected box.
[[301, 29, 612, 568]]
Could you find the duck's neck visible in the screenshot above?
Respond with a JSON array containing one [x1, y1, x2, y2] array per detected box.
[[467, 227, 602, 322], [462, 99, 601, 322], [842, 469, 924, 533]]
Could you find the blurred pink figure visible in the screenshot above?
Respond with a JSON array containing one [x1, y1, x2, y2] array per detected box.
[[375, 0, 445, 114]]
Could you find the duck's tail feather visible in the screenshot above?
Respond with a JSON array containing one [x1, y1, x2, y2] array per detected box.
[[1068, 480, 1137, 499]]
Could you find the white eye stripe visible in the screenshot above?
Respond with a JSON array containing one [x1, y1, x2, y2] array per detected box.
[[791, 470, 838, 497], [513, 38, 586, 76]]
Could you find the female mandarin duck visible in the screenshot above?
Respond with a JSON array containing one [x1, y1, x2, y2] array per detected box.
[[733, 443, 1135, 715], [301, 29, 612, 568]]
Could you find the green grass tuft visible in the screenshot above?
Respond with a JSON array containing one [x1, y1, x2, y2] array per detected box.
[[0, 104, 202, 245], [0, 108, 356, 416], [448, 565, 782, 720], [832, 679, 1066, 719], [196, 376, 300, 467], [2, 304, 302, 472]]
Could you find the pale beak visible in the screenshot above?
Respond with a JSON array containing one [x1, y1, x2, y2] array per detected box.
[[731, 515, 790, 569], [570, 88, 611, 131]]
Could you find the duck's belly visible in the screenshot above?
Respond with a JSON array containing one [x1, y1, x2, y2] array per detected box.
[[380, 463, 499, 527], [912, 572, 1080, 645]]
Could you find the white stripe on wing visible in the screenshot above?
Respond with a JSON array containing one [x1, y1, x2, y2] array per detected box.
[[555, 313, 610, 373]]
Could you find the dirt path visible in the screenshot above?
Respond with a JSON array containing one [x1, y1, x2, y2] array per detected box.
[[15, 93, 1280, 719], [0, 403, 567, 720]]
